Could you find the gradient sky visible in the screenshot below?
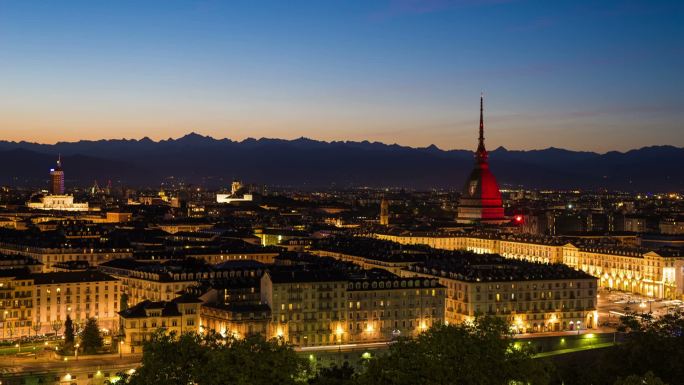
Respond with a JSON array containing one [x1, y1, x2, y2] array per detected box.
[[0, 0, 682, 152]]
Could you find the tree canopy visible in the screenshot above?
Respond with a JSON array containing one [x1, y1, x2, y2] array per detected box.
[[80, 317, 103, 354], [355, 317, 550, 385], [601, 311, 684, 384], [116, 312, 684, 385], [64, 315, 75, 346], [123, 331, 306, 385]]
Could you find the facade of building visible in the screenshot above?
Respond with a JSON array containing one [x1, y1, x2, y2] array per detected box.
[[0, 270, 119, 340], [660, 217, 684, 235], [27, 195, 90, 212], [374, 232, 684, 299], [216, 193, 254, 204], [100, 259, 265, 307], [260, 269, 445, 347], [200, 303, 270, 340], [189, 250, 279, 265], [0, 243, 132, 272], [33, 271, 120, 335], [404, 259, 598, 333], [0, 270, 34, 340], [118, 295, 202, 353], [316, 237, 596, 333], [346, 276, 444, 342]]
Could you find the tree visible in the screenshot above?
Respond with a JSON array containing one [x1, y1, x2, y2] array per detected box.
[[51, 319, 63, 336], [355, 317, 550, 385], [309, 362, 355, 385], [614, 372, 667, 385], [597, 311, 684, 384], [120, 292, 129, 312], [64, 316, 75, 346], [123, 331, 306, 385], [80, 317, 103, 354], [31, 321, 41, 337]]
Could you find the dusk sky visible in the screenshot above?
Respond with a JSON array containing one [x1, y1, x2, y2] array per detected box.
[[0, 0, 682, 152]]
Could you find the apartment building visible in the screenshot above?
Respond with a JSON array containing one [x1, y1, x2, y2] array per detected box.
[[0, 270, 119, 340], [33, 271, 119, 335], [404, 256, 597, 333], [99, 258, 265, 306], [118, 294, 202, 354], [374, 232, 684, 299], [260, 268, 445, 347]]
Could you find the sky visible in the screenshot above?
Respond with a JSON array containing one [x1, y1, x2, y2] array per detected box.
[[0, 0, 682, 152]]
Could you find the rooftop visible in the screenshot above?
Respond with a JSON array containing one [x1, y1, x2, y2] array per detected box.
[[31, 271, 117, 285], [409, 252, 595, 283]]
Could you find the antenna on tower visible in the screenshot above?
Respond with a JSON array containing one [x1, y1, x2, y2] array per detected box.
[[476, 93, 488, 163], [479, 92, 485, 144]]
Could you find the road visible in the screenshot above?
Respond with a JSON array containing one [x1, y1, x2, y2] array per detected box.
[[597, 289, 682, 328], [297, 341, 391, 353], [532, 342, 615, 358], [0, 353, 141, 378]]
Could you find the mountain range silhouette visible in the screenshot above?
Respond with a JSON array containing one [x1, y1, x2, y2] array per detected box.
[[0, 133, 681, 191]]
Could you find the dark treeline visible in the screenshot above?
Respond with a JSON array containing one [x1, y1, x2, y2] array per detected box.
[[120, 314, 683, 385]]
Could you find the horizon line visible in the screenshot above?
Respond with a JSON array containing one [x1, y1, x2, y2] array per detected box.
[[0, 131, 680, 155]]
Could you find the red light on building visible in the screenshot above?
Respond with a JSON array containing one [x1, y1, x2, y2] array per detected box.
[[514, 215, 523, 223]]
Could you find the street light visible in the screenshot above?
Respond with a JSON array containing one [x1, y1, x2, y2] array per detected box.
[[119, 340, 124, 359], [335, 325, 344, 362]]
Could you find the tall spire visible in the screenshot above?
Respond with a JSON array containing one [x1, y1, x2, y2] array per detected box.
[[479, 92, 484, 144], [476, 93, 488, 163]]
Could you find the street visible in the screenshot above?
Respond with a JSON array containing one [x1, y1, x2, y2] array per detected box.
[[597, 289, 682, 328], [0, 352, 141, 379]]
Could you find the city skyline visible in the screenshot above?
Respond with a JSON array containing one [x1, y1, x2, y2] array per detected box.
[[1, 0, 683, 151], [0, 2, 683, 385]]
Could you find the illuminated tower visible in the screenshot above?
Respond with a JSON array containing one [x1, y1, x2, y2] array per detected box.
[[456, 95, 506, 224], [49, 155, 65, 195], [380, 197, 390, 226]]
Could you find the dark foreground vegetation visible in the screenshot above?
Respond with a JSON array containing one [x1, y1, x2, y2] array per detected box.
[[119, 313, 684, 385]]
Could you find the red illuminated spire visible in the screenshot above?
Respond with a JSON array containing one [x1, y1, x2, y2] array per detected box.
[[479, 92, 484, 143], [476, 93, 488, 163]]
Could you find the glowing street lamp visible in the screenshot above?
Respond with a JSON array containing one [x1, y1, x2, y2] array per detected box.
[[335, 324, 344, 360], [419, 321, 428, 332]]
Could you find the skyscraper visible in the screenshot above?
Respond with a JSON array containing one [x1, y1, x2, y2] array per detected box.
[[49, 155, 65, 195], [456, 95, 506, 224]]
